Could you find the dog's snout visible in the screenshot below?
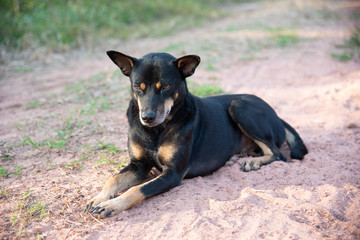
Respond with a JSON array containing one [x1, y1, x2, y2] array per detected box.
[[141, 111, 156, 124]]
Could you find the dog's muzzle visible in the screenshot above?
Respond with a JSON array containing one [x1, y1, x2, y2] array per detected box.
[[139, 99, 174, 127], [141, 111, 156, 124]]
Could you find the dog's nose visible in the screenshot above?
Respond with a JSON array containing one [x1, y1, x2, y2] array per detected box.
[[141, 111, 156, 124]]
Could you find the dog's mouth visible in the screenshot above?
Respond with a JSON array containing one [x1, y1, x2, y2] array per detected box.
[[139, 99, 174, 127]]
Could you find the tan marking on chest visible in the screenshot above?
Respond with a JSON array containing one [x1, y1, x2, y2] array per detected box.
[[158, 143, 177, 165], [129, 140, 143, 160]]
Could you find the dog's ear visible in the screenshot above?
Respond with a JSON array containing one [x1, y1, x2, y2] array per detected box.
[[174, 55, 201, 78], [106, 51, 137, 77]]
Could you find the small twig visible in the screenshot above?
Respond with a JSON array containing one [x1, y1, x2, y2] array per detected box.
[[111, 167, 120, 173], [90, 214, 105, 225]]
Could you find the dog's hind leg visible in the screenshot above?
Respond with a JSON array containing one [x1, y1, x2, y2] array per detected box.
[[239, 138, 285, 172], [226, 135, 261, 166], [229, 95, 287, 172]]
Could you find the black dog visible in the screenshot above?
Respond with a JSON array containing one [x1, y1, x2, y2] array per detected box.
[[85, 51, 308, 218]]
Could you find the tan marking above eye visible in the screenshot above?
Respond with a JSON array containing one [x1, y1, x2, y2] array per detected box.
[[140, 83, 146, 90], [156, 82, 162, 89]]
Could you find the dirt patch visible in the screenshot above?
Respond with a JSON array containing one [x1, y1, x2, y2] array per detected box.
[[1, 0, 359, 239]]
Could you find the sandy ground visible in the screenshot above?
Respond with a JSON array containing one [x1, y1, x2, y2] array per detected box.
[[1, 0, 360, 239]]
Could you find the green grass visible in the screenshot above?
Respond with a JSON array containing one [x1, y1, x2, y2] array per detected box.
[[94, 139, 122, 155], [188, 82, 224, 97], [205, 63, 217, 71], [24, 134, 66, 151], [0, 166, 10, 177], [17, 71, 131, 162], [14, 66, 34, 73], [23, 136, 40, 150], [331, 52, 354, 62], [227, 24, 310, 52], [81, 140, 123, 154], [80, 140, 127, 170], [27, 100, 40, 109], [1, 190, 8, 198], [12, 165, 23, 177], [161, 42, 187, 52], [20, 190, 33, 200], [0, 0, 250, 51], [272, 33, 300, 47], [266, 27, 308, 48], [23, 119, 76, 151], [10, 193, 49, 237], [64, 72, 130, 115], [331, 27, 360, 62], [0, 165, 23, 178], [62, 159, 83, 171]]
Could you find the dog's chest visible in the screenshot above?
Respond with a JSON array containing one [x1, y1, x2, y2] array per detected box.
[[140, 144, 168, 171], [130, 129, 172, 171]]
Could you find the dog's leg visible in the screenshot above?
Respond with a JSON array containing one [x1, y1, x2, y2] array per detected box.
[[91, 138, 190, 218], [229, 95, 287, 171], [226, 150, 262, 166], [91, 170, 181, 218], [240, 139, 285, 171], [226, 134, 262, 166], [85, 163, 147, 212]]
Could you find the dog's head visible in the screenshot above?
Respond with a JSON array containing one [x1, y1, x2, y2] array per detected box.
[[107, 51, 200, 127]]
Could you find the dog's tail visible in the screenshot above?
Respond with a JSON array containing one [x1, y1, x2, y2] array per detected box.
[[281, 119, 308, 160]]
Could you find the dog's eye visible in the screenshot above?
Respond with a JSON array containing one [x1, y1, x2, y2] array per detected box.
[[135, 83, 146, 91], [162, 84, 170, 89]]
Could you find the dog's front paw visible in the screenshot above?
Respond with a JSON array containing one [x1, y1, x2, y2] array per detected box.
[[91, 198, 122, 218], [85, 191, 114, 213]]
